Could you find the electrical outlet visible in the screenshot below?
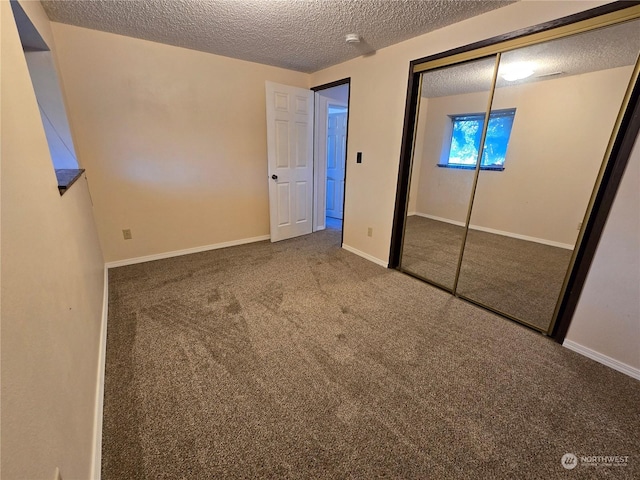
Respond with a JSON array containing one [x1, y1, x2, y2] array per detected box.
[[577, 221, 582, 231], [54, 467, 62, 480], [367, 227, 373, 237], [122, 229, 132, 240]]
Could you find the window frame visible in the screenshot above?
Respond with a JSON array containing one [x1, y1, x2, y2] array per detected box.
[[438, 108, 516, 171]]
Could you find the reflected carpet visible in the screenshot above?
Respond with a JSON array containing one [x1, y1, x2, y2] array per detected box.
[[401, 216, 572, 330]]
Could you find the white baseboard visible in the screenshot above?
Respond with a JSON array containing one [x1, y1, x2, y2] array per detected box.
[[412, 212, 465, 227], [471, 224, 573, 250], [411, 212, 574, 250], [342, 244, 389, 268], [91, 267, 109, 480], [563, 340, 640, 381], [105, 235, 271, 268]]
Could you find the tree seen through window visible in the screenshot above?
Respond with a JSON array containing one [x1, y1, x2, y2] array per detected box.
[[445, 109, 515, 170]]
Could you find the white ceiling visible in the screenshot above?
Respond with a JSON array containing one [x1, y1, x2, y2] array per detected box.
[[40, 0, 515, 73], [422, 18, 640, 98]]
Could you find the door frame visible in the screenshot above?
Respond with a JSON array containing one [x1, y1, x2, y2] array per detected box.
[[388, 2, 640, 343], [311, 78, 351, 245]]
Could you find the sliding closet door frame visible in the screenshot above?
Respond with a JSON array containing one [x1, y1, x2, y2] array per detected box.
[[396, 74, 425, 278], [390, 61, 423, 269], [389, 1, 640, 342]]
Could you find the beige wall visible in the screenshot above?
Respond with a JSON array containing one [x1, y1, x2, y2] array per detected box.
[[411, 91, 488, 224], [565, 132, 640, 372], [412, 66, 632, 246], [1, 2, 105, 479], [309, 0, 610, 263], [50, 23, 309, 263]]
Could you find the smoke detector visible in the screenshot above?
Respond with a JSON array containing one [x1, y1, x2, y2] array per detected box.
[[345, 34, 361, 44]]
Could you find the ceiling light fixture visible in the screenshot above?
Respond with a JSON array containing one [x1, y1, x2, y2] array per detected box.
[[501, 62, 536, 81], [345, 34, 361, 44]]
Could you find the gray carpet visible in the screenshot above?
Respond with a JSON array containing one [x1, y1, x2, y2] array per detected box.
[[103, 228, 640, 479], [401, 216, 573, 331]]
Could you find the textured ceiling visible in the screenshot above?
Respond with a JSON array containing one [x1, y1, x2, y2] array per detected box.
[[422, 18, 640, 98], [41, 0, 515, 73]]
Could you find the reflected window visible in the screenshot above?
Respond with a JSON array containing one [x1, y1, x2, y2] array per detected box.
[[441, 109, 515, 170]]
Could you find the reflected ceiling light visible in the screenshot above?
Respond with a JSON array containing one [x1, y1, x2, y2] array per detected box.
[[501, 62, 536, 81]]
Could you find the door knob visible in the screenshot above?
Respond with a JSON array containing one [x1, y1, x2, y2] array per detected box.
[[271, 174, 278, 180]]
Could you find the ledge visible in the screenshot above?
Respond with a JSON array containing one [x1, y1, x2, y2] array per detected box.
[[55, 168, 85, 195], [437, 164, 505, 171]]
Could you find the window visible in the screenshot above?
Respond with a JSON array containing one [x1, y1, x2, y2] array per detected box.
[[11, 0, 84, 195], [440, 109, 515, 170]]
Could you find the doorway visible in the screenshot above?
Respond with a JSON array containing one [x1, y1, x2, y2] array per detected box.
[[312, 80, 350, 240], [265, 79, 350, 243], [325, 104, 347, 226]]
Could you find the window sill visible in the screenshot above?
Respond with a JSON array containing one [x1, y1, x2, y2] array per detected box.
[[437, 164, 505, 171], [55, 168, 85, 195]]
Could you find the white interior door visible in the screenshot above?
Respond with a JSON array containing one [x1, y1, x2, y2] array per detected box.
[[326, 107, 347, 220], [265, 81, 314, 242]]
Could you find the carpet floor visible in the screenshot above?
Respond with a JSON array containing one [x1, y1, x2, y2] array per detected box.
[[401, 216, 573, 331], [103, 227, 639, 479]]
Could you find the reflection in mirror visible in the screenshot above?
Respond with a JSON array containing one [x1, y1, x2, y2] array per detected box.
[[400, 56, 497, 289], [456, 19, 640, 331]]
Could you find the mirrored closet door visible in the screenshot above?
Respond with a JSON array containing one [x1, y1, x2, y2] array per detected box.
[[397, 10, 640, 334], [401, 56, 498, 290]]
